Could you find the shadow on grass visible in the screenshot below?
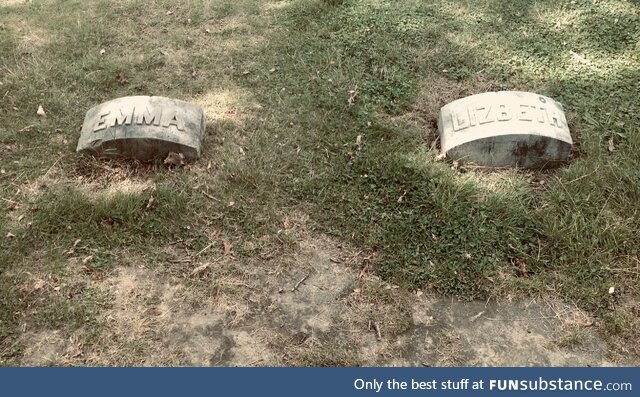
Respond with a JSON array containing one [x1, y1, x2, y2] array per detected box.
[[215, 0, 639, 311]]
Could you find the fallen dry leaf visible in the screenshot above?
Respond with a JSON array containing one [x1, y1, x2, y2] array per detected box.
[[397, 191, 407, 204], [223, 240, 234, 256], [191, 263, 210, 276], [36, 105, 46, 117], [516, 259, 529, 277], [163, 152, 185, 166], [33, 279, 46, 290], [347, 88, 358, 106], [358, 263, 369, 279], [6, 232, 15, 238], [607, 137, 615, 153], [82, 255, 94, 265], [115, 73, 128, 85], [69, 344, 84, 358]]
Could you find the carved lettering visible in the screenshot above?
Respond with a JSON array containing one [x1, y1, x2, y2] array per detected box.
[[468, 106, 477, 126], [548, 108, 564, 128], [497, 104, 512, 121], [79, 96, 205, 161], [137, 107, 162, 126], [162, 111, 185, 131], [517, 104, 533, 121], [537, 107, 548, 123], [449, 102, 562, 130], [452, 110, 470, 131], [113, 107, 134, 126], [477, 105, 494, 125], [437, 91, 572, 168], [91, 106, 191, 132], [93, 111, 111, 132]]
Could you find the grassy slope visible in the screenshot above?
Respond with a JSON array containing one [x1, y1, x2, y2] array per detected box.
[[1, 0, 638, 363]]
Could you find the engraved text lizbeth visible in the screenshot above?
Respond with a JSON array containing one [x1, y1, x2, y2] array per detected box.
[[451, 103, 566, 131]]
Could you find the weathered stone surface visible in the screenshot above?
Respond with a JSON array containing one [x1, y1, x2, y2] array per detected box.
[[77, 96, 205, 161], [438, 91, 572, 168]]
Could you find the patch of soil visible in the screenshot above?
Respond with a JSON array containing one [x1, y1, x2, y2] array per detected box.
[[17, 235, 626, 366]]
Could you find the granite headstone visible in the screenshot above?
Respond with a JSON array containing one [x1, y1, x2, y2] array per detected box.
[[77, 96, 205, 161], [438, 91, 572, 168]]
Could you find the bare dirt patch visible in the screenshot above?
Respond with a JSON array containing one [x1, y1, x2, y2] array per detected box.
[[15, 234, 623, 366]]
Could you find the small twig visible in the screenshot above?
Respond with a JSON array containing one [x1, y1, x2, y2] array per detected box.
[[603, 267, 640, 275], [484, 315, 560, 322], [245, 359, 264, 366], [11, 171, 26, 183], [145, 196, 154, 210], [373, 322, 382, 341], [334, 328, 363, 333], [169, 259, 192, 263], [201, 190, 221, 202], [469, 311, 485, 323], [291, 272, 311, 292], [566, 166, 599, 184], [43, 156, 63, 178], [195, 242, 215, 257]]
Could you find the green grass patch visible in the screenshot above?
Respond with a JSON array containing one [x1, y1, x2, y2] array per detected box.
[[1, 0, 639, 363]]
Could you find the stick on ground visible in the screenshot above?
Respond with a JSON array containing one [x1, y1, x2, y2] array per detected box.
[[291, 272, 311, 292]]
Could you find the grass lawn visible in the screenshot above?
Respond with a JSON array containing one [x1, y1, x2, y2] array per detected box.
[[0, 0, 638, 365]]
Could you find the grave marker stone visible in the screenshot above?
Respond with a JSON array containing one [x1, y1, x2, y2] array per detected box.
[[438, 91, 572, 168], [77, 96, 205, 161]]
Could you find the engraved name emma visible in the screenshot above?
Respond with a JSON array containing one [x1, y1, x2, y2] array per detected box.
[[93, 106, 185, 132], [451, 103, 566, 131]]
